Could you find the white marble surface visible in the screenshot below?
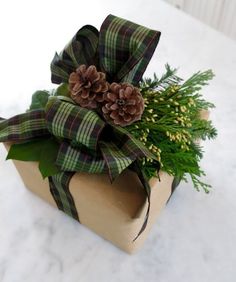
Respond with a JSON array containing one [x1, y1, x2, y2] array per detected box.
[[0, 0, 236, 281]]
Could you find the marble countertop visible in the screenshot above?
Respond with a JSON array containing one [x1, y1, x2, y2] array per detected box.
[[0, 0, 236, 281]]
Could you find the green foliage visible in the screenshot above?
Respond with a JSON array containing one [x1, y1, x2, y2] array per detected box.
[[52, 83, 70, 97], [7, 138, 61, 178], [7, 139, 44, 161], [28, 84, 70, 111], [38, 138, 61, 178], [127, 64, 217, 192], [29, 90, 50, 110]]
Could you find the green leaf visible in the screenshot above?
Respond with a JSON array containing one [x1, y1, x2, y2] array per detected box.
[[38, 138, 61, 178], [6, 139, 46, 161], [7, 137, 61, 179], [53, 83, 70, 97], [29, 90, 50, 110]]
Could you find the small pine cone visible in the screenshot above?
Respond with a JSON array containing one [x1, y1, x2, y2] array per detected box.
[[102, 82, 144, 126], [69, 65, 109, 109]]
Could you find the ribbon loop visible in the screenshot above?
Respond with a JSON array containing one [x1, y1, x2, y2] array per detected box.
[[99, 14, 161, 85], [51, 25, 99, 84], [45, 97, 105, 151]]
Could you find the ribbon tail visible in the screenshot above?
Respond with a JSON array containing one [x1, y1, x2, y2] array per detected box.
[[99, 125, 157, 182], [167, 176, 181, 204], [48, 171, 80, 221], [99, 140, 134, 182], [0, 110, 49, 143], [130, 161, 151, 241]]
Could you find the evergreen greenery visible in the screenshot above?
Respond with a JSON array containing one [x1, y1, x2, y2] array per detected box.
[[26, 65, 217, 192], [127, 65, 217, 192]]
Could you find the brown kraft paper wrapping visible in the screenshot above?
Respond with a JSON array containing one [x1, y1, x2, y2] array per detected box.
[[4, 142, 173, 253]]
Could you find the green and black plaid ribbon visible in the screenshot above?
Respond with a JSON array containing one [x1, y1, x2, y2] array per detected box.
[[51, 14, 161, 86], [0, 110, 49, 142], [0, 15, 161, 238], [99, 15, 161, 85], [48, 172, 79, 221], [0, 97, 156, 231], [44, 97, 156, 180]]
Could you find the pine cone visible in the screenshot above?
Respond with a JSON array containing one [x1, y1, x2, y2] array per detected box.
[[102, 82, 144, 126], [69, 65, 109, 109]]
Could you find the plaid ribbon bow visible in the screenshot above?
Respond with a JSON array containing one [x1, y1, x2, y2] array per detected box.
[[45, 97, 156, 181], [0, 15, 161, 239]]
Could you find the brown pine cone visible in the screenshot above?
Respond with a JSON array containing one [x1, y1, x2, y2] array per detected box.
[[102, 82, 144, 126], [69, 65, 109, 109]]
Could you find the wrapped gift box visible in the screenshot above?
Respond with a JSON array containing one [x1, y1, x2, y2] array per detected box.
[[4, 142, 173, 253], [3, 111, 209, 253], [1, 11, 213, 254]]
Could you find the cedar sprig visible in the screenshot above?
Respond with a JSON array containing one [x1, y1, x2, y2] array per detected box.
[[127, 64, 217, 192]]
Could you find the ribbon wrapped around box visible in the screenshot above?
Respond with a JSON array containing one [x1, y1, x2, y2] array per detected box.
[[0, 14, 182, 253]]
